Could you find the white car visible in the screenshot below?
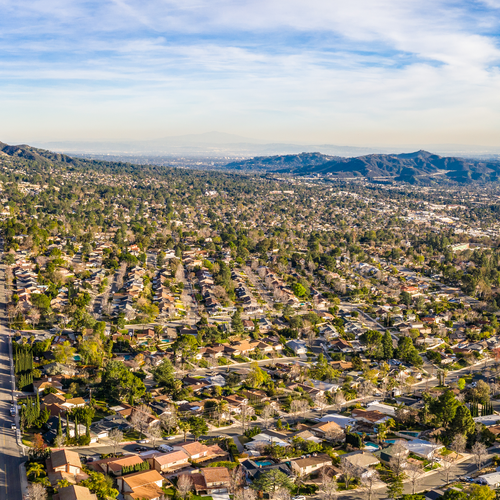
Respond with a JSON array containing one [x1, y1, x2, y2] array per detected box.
[[138, 439, 150, 444], [292, 496, 306, 500], [166, 436, 176, 441]]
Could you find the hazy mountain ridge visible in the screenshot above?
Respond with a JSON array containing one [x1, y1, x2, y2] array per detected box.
[[0, 141, 77, 165], [226, 150, 500, 183], [2, 140, 500, 184]]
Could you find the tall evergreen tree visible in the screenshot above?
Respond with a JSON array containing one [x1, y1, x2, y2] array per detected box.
[[382, 330, 393, 359]]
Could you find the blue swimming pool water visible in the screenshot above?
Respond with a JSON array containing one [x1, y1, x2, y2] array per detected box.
[[254, 461, 272, 467], [364, 441, 379, 449], [384, 440, 397, 444]]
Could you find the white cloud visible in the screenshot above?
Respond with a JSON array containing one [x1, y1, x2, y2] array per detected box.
[[0, 0, 499, 144]]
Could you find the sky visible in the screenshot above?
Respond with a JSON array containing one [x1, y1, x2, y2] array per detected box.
[[1, 0, 500, 147]]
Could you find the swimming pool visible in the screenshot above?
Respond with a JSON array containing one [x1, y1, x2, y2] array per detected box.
[[254, 461, 273, 467], [364, 441, 380, 449]]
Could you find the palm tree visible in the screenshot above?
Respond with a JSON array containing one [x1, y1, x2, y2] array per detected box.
[[178, 421, 190, 442], [217, 400, 229, 427], [376, 423, 387, 444], [27, 462, 45, 479]]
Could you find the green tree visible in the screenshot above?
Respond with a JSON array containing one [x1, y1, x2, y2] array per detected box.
[[246, 362, 268, 388], [292, 283, 308, 298], [430, 390, 459, 427], [442, 491, 468, 500], [152, 359, 178, 394], [450, 404, 475, 436], [53, 341, 76, 364], [188, 416, 208, 440], [252, 469, 294, 494], [81, 471, 119, 500], [387, 474, 404, 500], [102, 361, 145, 403], [231, 308, 244, 334], [457, 378, 466, 391], [469, 485, 496, 500], [383, 331, 393, 359]]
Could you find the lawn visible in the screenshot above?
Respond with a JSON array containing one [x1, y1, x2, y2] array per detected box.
[[122, 429, 141, 441]]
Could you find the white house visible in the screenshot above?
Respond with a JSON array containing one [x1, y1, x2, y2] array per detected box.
[[404, 439, 444, 460], [286, 340, 307, 355]]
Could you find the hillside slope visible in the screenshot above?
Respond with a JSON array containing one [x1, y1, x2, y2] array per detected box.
[[226, 150, 500, 183]]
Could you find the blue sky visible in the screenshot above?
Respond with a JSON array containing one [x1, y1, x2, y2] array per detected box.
[[1, 0, 500, 146]]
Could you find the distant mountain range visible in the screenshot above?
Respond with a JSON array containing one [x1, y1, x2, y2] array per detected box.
[[34, 131, 500, 159], [2, 140, 500, 184], [225, 150, 500, 183]]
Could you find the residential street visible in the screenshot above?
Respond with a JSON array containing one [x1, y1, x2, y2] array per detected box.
[[0, 242, 23, 500]]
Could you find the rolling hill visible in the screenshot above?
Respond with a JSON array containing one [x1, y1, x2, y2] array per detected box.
[[225, 150, 500, 183]]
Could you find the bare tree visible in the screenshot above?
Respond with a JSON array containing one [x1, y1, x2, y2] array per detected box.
[[261, 405, 276, 429], [440, 457, 455, 486], [472, 442, 488, 471], [361, 470, 380, 500], [54, 434, 65, 448], [450, 434, 466, 459], [229, 466, 245, 496], [160, 410, 178, 435], [130, 404, 152, 439], [406, 462, 423, 494], [340, 458, 360, 489], [175, 265, 185, 282], [273, 487, 291, 500], [315, 393, 328, 417], [108, 428, 123, 456], [325, 426, 344, 443], [388, 441, 408, 477], [147, 425, 163, 448], [26, 483, 47, 500], [177, 474, 193, 500], [332, 391, 346, 412], [359, 380, 375, 398], [235, 487, 257, 500], [290, 399, 309, 422], [240, 404, 255, 433], [318, 470, 338, 500]]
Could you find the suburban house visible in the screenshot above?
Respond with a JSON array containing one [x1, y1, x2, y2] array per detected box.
[[286, 340, 307, 355], [291, 454, 332, 475], [181, 467, 232, 494], [152, 450, 191, 473], [351, 409, 390, 427], [46, 449, 84, 487], [311, 420, 343, 439], [173, 442, 227, 463], [342, 452, 380, 476], [97, 455, 145, 476], [404, 439, 444, 459], [116, 469, 164, 500], [56, 485, 98, 500], [34, 376, 64, 394]]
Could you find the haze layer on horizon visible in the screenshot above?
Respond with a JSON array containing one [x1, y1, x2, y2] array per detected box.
[[1, 0, 500, 147]]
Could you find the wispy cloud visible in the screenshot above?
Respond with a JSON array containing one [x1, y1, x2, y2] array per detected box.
[[0, 0, 499, 144]]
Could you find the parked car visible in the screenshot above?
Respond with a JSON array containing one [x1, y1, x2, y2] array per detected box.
[[157, 444, 173, 452], [138, 439, 149, 444], [165, 436, 176, 441], [292, 496, 306, 500], [134, 446, 148, 452], [11, 423, 16, 430]]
